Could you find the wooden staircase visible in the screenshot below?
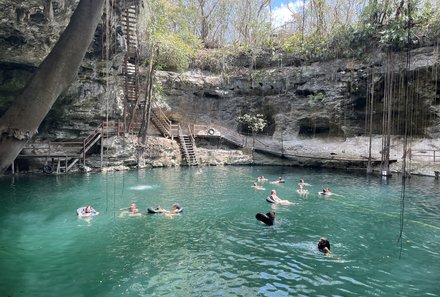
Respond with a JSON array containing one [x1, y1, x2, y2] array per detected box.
[[121, 1, 143, 133], [178, 128, 198, 166], [64, 125, 103, 172], [17, 122, 127, 173], [151, 107, 172, 138], [150, 103, 199, 166]]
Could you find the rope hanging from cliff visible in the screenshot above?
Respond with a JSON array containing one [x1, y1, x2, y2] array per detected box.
[[380, 49, 392, 173], [366, 68, 375, 174], [398, 0, 414, 258]]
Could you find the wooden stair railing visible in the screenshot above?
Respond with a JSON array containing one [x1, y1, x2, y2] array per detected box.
[[150, 102, 182, 139], [18, 122, 120, 173], [151, 108, 171, 137], [177, 125, 198, 166], [121, 1, 142, 134]]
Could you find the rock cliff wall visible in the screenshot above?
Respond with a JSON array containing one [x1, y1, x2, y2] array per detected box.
[[1, 0, 439, 174], [158, 47, 440, 140]]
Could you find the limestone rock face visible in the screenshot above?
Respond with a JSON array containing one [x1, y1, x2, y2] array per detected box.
[[1, 0, 439, 175], [0, 0, 79, 66], [157, 47, 440, 142]]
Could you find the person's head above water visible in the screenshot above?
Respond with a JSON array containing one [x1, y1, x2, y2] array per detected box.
[[85, 206, 92, 213], [318, 237, 331, 253], [267, 211, 275, 220], [271, 190, 276, 195]]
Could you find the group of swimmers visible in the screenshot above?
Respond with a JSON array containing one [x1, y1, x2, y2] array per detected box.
[[254, 176, 332, 253], [253, 177, 333, 197], [76, 202, 183, 218], [77, 175, 331, 253]]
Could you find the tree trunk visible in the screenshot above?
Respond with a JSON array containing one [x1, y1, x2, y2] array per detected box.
[[139, 45, 156, 144], [0, 0, 105, 174]]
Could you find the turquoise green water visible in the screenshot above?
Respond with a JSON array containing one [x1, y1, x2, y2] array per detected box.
[[0, 166, 439, 297]]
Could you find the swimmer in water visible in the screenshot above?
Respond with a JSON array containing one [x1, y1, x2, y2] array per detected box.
[[270, 177, 285, 184], [319, 187, 333, 196], [119, 202, 141, 217], [155, 203, 182, 214], [296, 183, 309, 196], [298, 179, 311, 187], [268, 190, 292, 205], [129, 202, 139, 214], [256, 176, 268, 182], [256, 211, 276, 226], [252, 182, 265, 191], [76, 205, 99, 217], [318, 237, 331, 253]]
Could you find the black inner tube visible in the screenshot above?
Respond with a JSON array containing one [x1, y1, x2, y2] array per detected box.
[[256, 212, 275, 226]]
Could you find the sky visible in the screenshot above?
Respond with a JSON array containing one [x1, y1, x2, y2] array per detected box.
[[270, 0, 304, 28]]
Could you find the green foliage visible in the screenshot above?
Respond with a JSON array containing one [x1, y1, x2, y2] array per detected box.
[[281, 32, 328, 60], [143, 0, 440, 69], [153, 31, 202, 71], [238, 113, 267, 134], [275, 0, 440, 61], [144, 0, 203, 71]]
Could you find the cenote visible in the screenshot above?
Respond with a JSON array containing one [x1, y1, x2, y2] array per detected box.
[[0, 166, 439, 297]]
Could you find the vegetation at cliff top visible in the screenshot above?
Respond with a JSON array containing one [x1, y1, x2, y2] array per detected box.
[[142, 0, 440, 71]]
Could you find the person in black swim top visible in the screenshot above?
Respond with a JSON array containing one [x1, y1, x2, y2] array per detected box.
[[256, 211, 276, 226], [318, 237, 331, 253]]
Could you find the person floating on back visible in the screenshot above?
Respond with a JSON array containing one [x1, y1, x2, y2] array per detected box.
[[76, 205, 99, 217], [256, 211, 276, 226], [318, 237, 331, 253]]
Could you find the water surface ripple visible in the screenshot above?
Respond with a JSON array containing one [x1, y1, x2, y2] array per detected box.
[[0, 167, 439, 296]]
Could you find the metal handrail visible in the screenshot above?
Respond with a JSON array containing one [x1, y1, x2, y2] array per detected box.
[[192, 123, 285, 156], [407, 148, 439, 162]]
